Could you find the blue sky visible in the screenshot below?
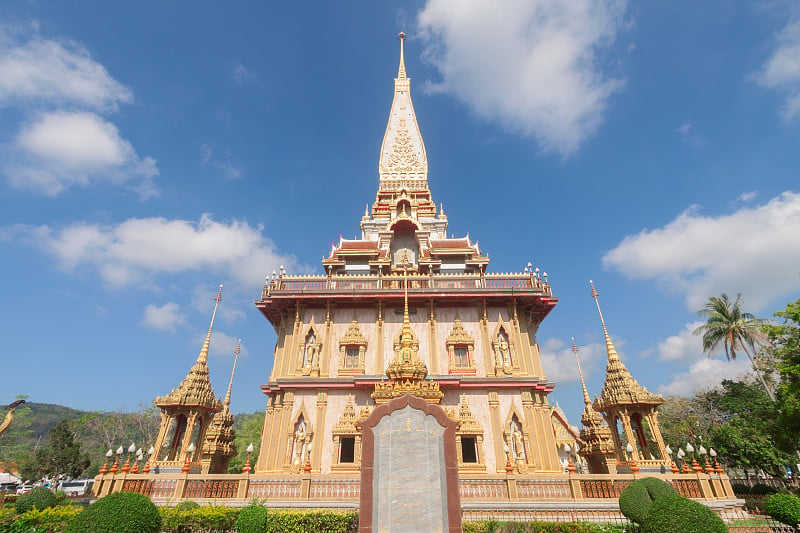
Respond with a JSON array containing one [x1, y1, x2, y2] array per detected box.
[[1, 2, 799, 433]]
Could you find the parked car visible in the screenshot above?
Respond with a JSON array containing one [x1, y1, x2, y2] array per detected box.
[[16, 484, 34, 494], [57, 479, 93, 497]]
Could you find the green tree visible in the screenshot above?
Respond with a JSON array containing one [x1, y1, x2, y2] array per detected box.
[[656, 394, 716, 450], [765, 298, 800, 454], [704, 380, 792, 477], [21, 420, 90, 487], [693, 293, 775, 401], [228, 411, 264, 473]]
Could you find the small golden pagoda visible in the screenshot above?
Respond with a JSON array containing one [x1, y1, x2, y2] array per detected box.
[[200, 340, 240, 474], [151, 286, 225, 472], [590, 281, 670, 472], [573, 339, 617, 474]]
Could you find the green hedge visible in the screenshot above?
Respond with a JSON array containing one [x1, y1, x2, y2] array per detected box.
[[66, 492, 161, 533], [174, 500, 200, 512], [618, 477, 676, 524], [461, 522, 632, 533], [235, 504, 269, 533], [641, 492, 726, 533], [161, 506, 239, 531], [764, 493, 800, 527], [15, 487, 58, 514]]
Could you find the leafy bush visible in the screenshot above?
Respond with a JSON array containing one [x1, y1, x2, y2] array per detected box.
[[618, 477, 677, 524], [1, 493, 17, 506], [161, 506, 239, 532], [731, 482, 751, 495], [461, 522, 632, 533], [641, 492, 726, 533], [65, 492, 161, 533], [765, 492, 800, 527], [15, 487, 58, 514], [265, 510, 357, 532], [750, 483, 779, 495], [0, 507, 15, 526], [20, 506, 82, 531], [235, 504, 269, 533], [173, 500, 200, 511]]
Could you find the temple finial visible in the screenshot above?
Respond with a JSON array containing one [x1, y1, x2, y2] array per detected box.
[[197, 284, 223, 365], [589, 280, 620, 363], [397, 32, 407, 79], [573, 337, 592, 406], [224, 339, 240, 407]]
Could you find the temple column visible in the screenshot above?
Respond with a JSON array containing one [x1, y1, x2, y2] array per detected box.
[[487, 390, 505, 473], [274, 391, 294, 470], [256, 395, 276, 472], [281, 306, 303, 377], [619, 410, 640, 461], [520, 391, 541, 471], [312, 391, 328, 472], [509, 303, 530, 376], [375, 301, 385, 374], [428, 300, 439, 374], [479, 301, 494, 377], [645, 411, 667, 460], [320, 302, 334, 377]]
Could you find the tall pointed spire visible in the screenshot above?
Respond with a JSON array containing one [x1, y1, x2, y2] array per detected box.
[[589, 280, 620, 363], [224, 339, 240, 407], [589, 280, 663, 410], [397, 31, 407, 79], [378, 32, 428, 183], [197, 284, 223, 366], [155, 285, 224, 411], [572, 338, 592, 406]]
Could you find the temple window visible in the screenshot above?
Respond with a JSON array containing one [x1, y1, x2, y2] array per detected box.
[[339, 437, 356, 463], [460, 437, 478, 463], [338, 320, 367, 375], [446, 318, 476, 375]]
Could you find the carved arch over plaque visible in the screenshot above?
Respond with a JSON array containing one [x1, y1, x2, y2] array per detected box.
[[338, 319, 367, 376], [299, 321, 323, 376], [446, 317, 476, 375], [455, 395, 485, 472], [503, 405, 530, 473], [491, 317, 518, 375], [286, 406, 314, 473], [331, 396, 362, 471]]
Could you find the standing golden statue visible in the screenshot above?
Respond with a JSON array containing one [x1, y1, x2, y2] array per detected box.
[[0, 399, 26, 437]]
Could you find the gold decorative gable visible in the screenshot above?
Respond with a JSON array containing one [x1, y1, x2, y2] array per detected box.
[[332, 396, 360, 436], [332, 396, 363, 471], [338, 319, 367, 375], [446, 318, 476, 375], [456, 395, 482, 435], [381, 117, 423, 174]]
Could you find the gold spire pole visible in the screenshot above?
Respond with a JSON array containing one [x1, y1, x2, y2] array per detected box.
[[196, 284, 223, 366], [397, 31, 407, 79], [572, 338, 592, 406], [224, 339, 240, 407], [589, 280, 620, 363]]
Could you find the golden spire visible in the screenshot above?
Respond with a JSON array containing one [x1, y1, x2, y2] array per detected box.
[[154, 285, 224, 411], [590, 280, 620, 363], [572, 337, 592, 406], [224, 338, 240, 407], [378, 32, 428, 182], [589, 281, 663, 410], [397, 31, 407, 79]]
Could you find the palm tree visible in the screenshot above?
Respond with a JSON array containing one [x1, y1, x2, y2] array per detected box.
[[693, 293, 775, 402]]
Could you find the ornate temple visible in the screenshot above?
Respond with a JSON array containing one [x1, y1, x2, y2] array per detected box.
[[94, 34, 742, 522]]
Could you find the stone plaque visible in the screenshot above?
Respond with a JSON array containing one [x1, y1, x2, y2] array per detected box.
[[359, 394, 462, 533]]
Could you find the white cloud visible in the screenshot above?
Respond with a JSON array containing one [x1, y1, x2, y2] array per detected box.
[[416, 0, 627, 154], [603, 191, 800, 311], [0, 28, 132, 110], [658, 357, 751, 396], [142, 302, 186, 332], [736, 191, 758, 203], [757, 17, 800, 120], [208, 331, 250, 358], [199, 143, 242, 181], [231, 60, 256, 86], [656, 321, 704, 363], [5, 111, 158, 198], [5, 214, 302, 290], [540, 337, 606, 384]]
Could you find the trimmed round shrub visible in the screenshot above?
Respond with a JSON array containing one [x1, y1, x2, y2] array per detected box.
[[618, 477, 677, 524], [174, 500, 200, 511], [765, 492, 800, 527], [641, 492, 726, 533], [235, 504, 269, 533], [65, 491, 161, 533], [15, 487, 58, 514]]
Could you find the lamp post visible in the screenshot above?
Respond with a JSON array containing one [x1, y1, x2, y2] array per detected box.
[[110, 446, 123, 474], [99, 448, 113, 475], [182, 443, 195, 474], [666, 446, 679, 474], [698, 445, 712, 474], [686, 443, 701, 473], [504, 445, 513, 473], [243, 443, 254, 473], [304, 443, 313, 473], [626, 443, 640, 474], [709, 448, 722, 474], [121, 442, 135, 473], [131, 448, 143, 474], [142, 446, 154, 474]]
